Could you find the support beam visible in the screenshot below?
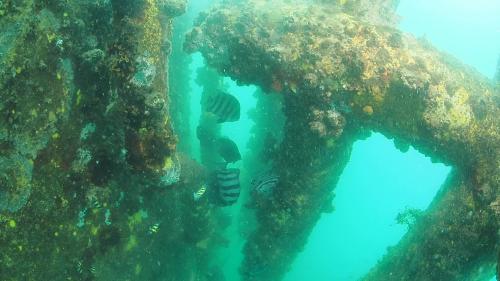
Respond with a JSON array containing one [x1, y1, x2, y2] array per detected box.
[[185, 1, 499, 280]]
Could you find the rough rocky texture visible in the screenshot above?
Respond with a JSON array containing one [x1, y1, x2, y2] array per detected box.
[[0, 0, 226, 280], [185, 1, 499, 280]]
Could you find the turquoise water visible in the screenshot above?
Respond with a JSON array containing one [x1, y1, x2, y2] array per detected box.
[[184, 1, 499, 280], [282, 2, 499, 281], [284, 133, 450, 281], [398, 0, 500, 79], [1, 0, 497, 280]]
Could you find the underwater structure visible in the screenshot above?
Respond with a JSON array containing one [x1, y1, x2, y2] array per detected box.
[[185, 0, 499, 280], [0, 0, 229, 280], [0, 0, 498, 280]]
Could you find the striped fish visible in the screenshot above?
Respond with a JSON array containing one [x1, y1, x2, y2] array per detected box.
[[193, 185, 207, 201], [216, 137, 241, 163], [216, 168, 240, 205], [149, 223, 160, 234], [252, 173, 279, 197], [205, 91, 240, 123]]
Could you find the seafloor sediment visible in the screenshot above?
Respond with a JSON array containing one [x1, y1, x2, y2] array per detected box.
[[185, 0, 499, 280]]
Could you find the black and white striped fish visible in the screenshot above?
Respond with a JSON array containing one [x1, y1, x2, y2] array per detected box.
[[216, 168, 240, 205], [205, 91, 240, 123], [252, 173, 279, 197], [193, 184, 207, 201]]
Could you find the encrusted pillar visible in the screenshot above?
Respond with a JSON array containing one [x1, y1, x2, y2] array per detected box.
[[185, 1, 499, 280], [1, 1, 224, 280]]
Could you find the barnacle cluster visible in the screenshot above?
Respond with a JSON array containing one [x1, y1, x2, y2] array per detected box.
[[309, 108, 345, 138]]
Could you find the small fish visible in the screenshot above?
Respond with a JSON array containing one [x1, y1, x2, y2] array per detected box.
[[252, 173, 279, 197], [193, 185, 207, 201], [204, 91, 240, 123], [217, 168, 240, 205], [149, 223, 160, 234], [91, 200, 101, 209], [76, 261, 83, 274], [216, 137, 241, 163]]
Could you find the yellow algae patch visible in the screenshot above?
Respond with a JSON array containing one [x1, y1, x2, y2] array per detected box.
[[46, 32, 56, 43], [363, 105, 374, 115], [424, 84, 473, 131], [91, 226, 99, 236], [163, 156, 174, 170], [448, 87, 472, 128], [30, 109, 38, 117], [370, 85, 385, 103], [8, 220, 16, 228], [128, 210, 147, 229], [125, 235, 138, 251], [141, 0, 162, 64]]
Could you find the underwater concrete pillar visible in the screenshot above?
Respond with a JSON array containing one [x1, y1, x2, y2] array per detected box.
[[240, 91, 355, 281], [109, 0, 182, 185], [185, 1, 499, 280], [363, 169, 498, 281], [1, 1, 218, 280]]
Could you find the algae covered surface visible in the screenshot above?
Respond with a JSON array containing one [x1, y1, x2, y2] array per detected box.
[[0, 0, 498, 281]]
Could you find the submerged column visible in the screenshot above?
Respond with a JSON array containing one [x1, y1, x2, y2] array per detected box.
[[0, 1, 227, 280], [185, 1, 499, 280], [241, 90, 356, 280]]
